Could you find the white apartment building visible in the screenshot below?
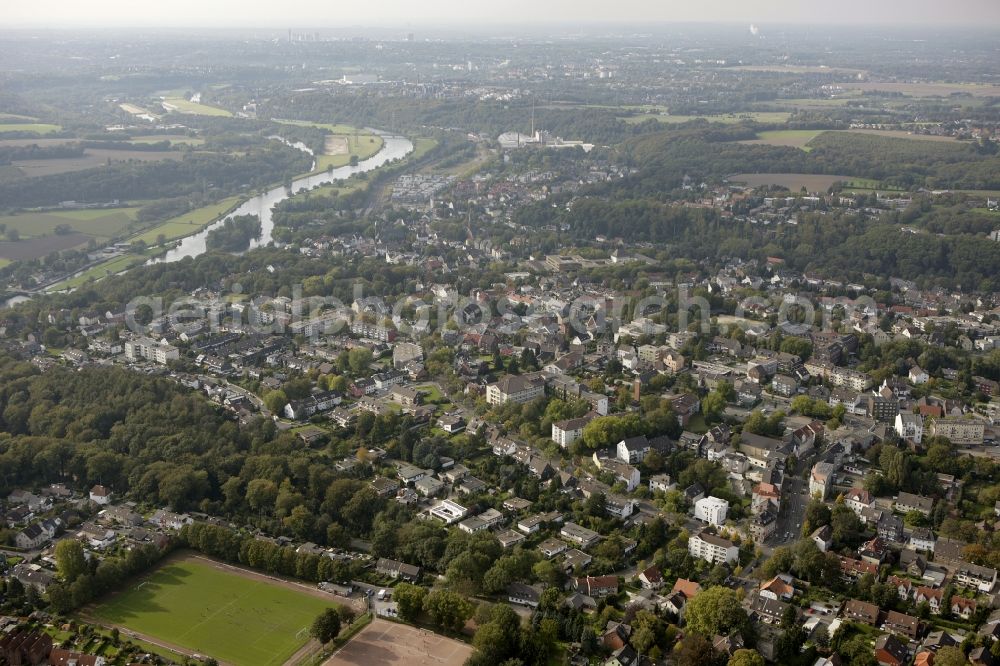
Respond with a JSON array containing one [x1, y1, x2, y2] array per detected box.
[[694, 496, 729, 526], [688, 531, 739, 565], [124, 337, 180, 365]]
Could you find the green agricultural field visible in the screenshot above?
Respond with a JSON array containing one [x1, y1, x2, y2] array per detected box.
[[0, 207, 141, 240], [739, 129, 828, 150], [47, 253, 146, 292], [0, 123, 62, 135], [89, 559, 338, 666], [313, 133, 385, 172], [273, 120, 386, 174], [273, 119, 362, 134], [130, 196, 241, 246], [411, 137, 439, 160], [129, 135, 205, 146], [161, 98, 232, 117]]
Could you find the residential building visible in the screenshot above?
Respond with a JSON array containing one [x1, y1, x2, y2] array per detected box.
[[844, 488, 873, 517], [760, 574, 795, 601], [909, 527, 935, 553], [895, 492, 934, 517], [694, 496, 729, 526], [486, 373, 546, 405], [811, 524, 833, 552], [875, 634, 908, 666], [895, 413, 924, 444], [883, 610, 920, 640], [376, 557, 421, 581], [427, 499, 468, 524], [955, 562, 998, 593], [552, 415, 592, 448], [750, 510, 778, 545], [809, 462, 835, 499], [617, 436, 650, 464], [124, 337, 179, 365], [560, 522, 602, 548], [688, 531, 739, 565], [842, 599, 880, 626], [929, 418, 986, 447], [574, 575, 619, 597], [638, 565, 664, 590], [878, 514, 905, 542], [507, 583, 541, 608], [89, 485, 112, 505]]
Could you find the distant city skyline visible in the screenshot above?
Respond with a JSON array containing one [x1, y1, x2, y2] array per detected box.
[[5, 0, 1000, 29]]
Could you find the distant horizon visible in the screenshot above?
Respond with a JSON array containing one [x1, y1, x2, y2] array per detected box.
[[3, 0, 1000, 31], [1, 20, 999, 40]]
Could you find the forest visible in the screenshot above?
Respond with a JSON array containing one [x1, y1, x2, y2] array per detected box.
[[0, 142, 311, 208], [205, 214, 262, 252]]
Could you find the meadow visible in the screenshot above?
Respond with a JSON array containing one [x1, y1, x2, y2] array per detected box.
[[273, 120, 386, 173], [88, 558, 338, 666], [0, 207, 141, 240], [128, 196, 241, 246], [731, 173, 854, 192], [738, 129, 828, 150], [0, 123, 62, 135], [621, 111, 791, 125], [12, 148, 183, 177]]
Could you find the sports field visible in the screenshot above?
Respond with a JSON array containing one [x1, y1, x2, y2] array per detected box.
[[89, 558, 338, 666]]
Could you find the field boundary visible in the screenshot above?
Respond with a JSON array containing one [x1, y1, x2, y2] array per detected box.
[[80, 550, 358, 666]]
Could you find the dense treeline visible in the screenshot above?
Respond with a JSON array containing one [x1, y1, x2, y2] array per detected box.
[[0, 143, 311, 208], [0, 143, 85, 164], [179, 522, 365, 584], [46, 543, 168, 614], [618, 127, 1000, 193], [515, 195, 1000, 290], [261, 92, 663, 145], [206, 214, 261, 252]]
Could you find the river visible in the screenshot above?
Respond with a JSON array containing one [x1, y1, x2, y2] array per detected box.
[[151, 131, 413, 263]]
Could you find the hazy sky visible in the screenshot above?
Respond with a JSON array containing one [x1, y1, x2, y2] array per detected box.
[[6, 0, 1000, 28]]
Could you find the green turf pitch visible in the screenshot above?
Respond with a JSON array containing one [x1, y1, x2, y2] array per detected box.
[[90, 560, 336, 666]]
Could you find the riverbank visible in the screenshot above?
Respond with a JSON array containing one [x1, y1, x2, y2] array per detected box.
[[44, 196, 243, 292]]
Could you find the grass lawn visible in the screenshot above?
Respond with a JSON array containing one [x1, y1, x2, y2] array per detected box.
[[89, 559, 337, 666], [686, 413, 709, 434], [0, 207, 141, 240], [0, 123, 62, 134], [161, 98, 232, 117], [417, 384, 446, 403]]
